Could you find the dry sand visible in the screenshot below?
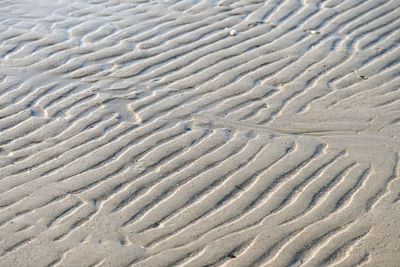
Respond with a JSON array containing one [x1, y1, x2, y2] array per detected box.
[[0, 0, 400, 266]]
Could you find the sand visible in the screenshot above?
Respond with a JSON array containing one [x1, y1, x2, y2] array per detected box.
[[0, 0, 400, 266]]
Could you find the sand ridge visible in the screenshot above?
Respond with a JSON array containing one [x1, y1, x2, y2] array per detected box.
[[0, 0, 400, 266]]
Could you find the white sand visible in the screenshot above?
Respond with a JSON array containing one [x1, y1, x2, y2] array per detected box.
[[0, 0, 400, 266]]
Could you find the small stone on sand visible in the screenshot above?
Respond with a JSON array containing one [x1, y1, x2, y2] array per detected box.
[[307, 29, 321, 35]]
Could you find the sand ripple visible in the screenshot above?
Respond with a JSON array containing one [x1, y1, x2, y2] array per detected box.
[[1, 0, 400, 266]]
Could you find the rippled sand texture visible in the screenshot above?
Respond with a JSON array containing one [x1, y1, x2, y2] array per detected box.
[[1, 0, 400, 266]]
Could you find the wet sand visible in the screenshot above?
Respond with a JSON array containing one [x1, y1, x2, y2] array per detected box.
[[0, 0, 400, 266]]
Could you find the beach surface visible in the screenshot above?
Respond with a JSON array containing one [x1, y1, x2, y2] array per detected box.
[[1, 0, 400, 266]]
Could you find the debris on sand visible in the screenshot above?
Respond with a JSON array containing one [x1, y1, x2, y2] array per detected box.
[[306, 29, 321, 35], [229, 29, 238, 36]]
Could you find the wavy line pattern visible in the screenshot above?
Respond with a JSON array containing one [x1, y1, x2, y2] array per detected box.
[[0, 0, 399, 266]]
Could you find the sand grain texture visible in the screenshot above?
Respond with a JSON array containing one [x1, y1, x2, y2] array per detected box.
[[0, 0, 400, 266]]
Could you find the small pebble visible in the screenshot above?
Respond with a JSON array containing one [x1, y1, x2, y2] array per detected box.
[[307, 29, 321, 35], [229, 29, 238, 36]]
